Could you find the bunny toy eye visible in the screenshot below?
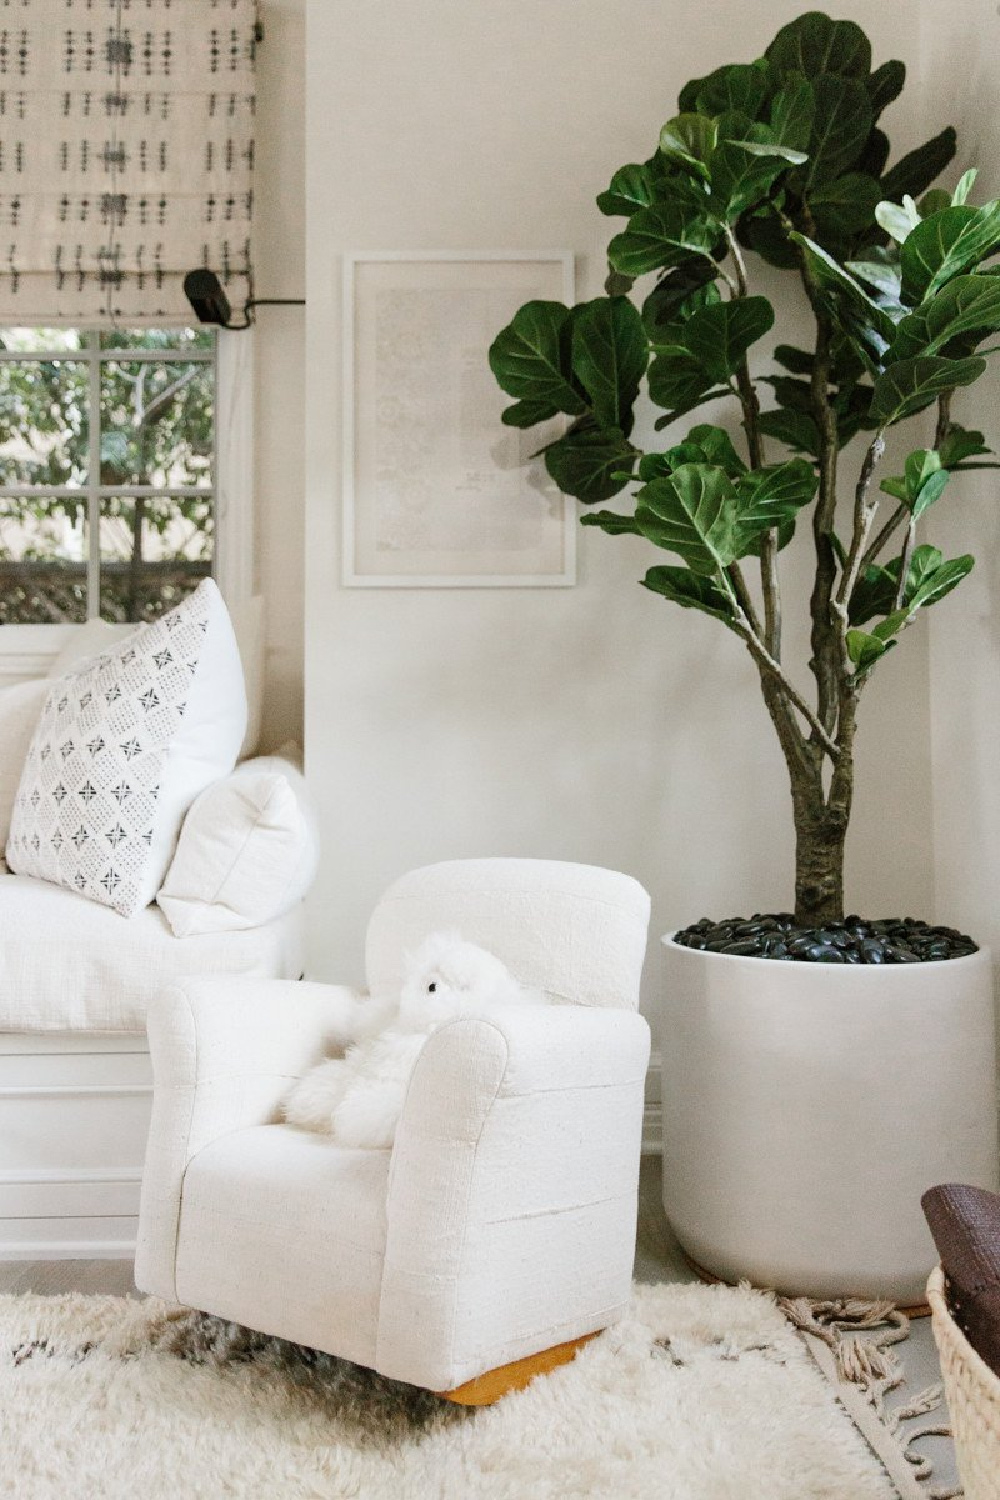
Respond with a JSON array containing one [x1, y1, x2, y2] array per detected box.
[[427, 982, 437, 993]]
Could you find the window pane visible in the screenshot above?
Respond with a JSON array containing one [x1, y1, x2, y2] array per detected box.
[[99, 495, 213, 623], [100, 361, 213, 487], [0, 498, 87, 623], [0, 328, 84, 354], [100, 328, 213, 354], [0, 360, 89, 485]]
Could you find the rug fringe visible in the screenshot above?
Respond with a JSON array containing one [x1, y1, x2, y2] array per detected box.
[[781, 1295, 961, 1500]]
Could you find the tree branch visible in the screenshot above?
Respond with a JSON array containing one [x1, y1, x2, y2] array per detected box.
[[731, 610, 840, 761], [835, 432, 887, 616], [894, 518, 917, 610], [725, 225, 781, 659], [794, 244, 842, 738]]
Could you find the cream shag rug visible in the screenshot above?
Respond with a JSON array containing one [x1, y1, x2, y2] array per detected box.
[[0, 1281, 897, 1500]]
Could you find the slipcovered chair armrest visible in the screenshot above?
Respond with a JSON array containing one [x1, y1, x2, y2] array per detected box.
[[377, 1006, 651, 1389], [136, 976, 363, 1300]]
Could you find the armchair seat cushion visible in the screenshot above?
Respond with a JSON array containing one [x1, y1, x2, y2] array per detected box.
[[0, 873, 303, 1031], [176, 1125, 389, 1369]]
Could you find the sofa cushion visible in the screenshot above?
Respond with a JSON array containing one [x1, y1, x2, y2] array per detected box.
[[156, 753, 319, 937], [0, 872, 303, 1031], [8, 579, 246, 918]]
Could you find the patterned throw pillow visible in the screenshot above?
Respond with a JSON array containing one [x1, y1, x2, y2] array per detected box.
[[7, 580, 246, 918]]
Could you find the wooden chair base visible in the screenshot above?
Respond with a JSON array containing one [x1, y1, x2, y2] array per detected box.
[[436, 1330, 600, 1406]]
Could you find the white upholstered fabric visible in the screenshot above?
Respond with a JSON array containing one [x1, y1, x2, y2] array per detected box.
[[0, 679, 49, 851], [9, 579, 246, 916], [136, 859, 652, 1391], [156, 755, 319, 937], [177, 1127, 389, 1369], [366, 857, 650, 1010], [0, 873, 304, 1031]]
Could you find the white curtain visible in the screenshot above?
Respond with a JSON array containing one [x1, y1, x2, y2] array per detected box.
[[0, 0, 256, 323]]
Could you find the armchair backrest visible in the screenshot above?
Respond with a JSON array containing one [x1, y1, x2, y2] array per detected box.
[[365, 858, 650, 1011]]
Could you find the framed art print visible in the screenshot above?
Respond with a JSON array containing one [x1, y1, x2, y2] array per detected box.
[[342, 251, 576, 587]]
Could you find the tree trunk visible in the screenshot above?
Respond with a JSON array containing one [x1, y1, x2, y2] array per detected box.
[[793, 809, 848, 926]]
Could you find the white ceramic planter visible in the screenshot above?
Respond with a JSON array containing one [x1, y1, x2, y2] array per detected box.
[[660, 934, 1000, 1304]]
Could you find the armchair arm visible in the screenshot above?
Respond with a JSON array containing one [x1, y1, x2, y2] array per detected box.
[[376, 1005, 650, 1390], [135, 976, 363, 1300]]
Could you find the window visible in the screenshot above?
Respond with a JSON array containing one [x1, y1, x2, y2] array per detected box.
[[0, 328, 216, 625]]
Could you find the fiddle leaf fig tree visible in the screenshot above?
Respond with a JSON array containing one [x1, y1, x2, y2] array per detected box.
[[488, 9, 1000, 926]]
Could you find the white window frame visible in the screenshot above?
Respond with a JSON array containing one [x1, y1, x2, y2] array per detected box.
[[0, 327, 254, 687]]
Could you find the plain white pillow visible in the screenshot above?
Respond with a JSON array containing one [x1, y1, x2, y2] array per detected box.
[[0, 678, 50, 850], [156, 753, 319, 936], [48, 595, 265, 761]]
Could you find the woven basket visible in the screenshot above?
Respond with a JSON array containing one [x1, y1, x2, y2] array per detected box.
[[928, 1264, 1000, 1499]]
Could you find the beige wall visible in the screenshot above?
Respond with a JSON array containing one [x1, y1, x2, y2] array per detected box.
[[925, 0, 1000, 953], [303, 0, 944, 997], [253, 0, 305, 751]]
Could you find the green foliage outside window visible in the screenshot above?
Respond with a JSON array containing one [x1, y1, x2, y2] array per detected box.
[[0, 327, 214, 625]]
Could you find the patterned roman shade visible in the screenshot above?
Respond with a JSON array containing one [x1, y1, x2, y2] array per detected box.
[[0, 0, 256, 323]]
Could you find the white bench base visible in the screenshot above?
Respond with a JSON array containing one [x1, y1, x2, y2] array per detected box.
[[0, 1032, 150, 1260]]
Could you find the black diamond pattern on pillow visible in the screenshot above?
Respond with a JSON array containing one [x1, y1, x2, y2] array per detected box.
[[8, 586, 213, 916]]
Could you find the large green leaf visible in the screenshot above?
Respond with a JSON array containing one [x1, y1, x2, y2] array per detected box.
[[887, 274, 1000, 363], [881, 127, 957, 205], [848, 561, 900, 625], [899, 203, 1000, 303], [879, 451, 950, 518], [732, 458, 818, 556], [870, 354, 986, 425], [488, 302, 585, 417], [766, 13, 871, 80], [769, 76, 815, 154], [708, 142, 786, 220], [597, 162, 659, 218], [789, 233, 896, 368], [641, 564, 735, 624], [846, 627, 895, 670], [875, 195, 920, 245], [500, 398, 564, 429], [686, 423, 748, 476], [634, 463, 740, 575], [579, 509, 640, 536], [570, 298, 647, 434], [690, 61, 772, 118], [909, 552, 974, 607], [846, 251, 903, 301], [806, 77, 872, 186], [543, 423, 634, 504], [867, 59, 905, 117], [608, 203, 720, 277], [678, 296, 775, 383], [659, 114, 719, 178], [641, 263, 720, 340], [647, 347, 719, 414], [809, 172, 882, 235]]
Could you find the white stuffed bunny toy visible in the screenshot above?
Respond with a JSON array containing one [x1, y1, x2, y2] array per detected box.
[[282, 930, 548, 1149]]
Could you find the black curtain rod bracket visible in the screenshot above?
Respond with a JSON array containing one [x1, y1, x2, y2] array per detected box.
[[183, 269, 305, 331]]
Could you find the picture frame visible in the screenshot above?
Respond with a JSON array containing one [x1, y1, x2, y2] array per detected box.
[[342, 251, 576, 587]]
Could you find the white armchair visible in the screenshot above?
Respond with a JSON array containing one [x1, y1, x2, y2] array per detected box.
[[135, 858, 651, 1400]]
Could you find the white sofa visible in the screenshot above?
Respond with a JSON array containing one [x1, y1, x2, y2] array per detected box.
[[0, 604, 314, 1259], [136, 858, 652, 1395]]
